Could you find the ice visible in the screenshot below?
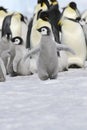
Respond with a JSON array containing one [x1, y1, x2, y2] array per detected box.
[[0, 64, 87, 130]]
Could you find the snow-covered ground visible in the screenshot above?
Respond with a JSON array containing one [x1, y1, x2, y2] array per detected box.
[[0, 63, 87, 130]]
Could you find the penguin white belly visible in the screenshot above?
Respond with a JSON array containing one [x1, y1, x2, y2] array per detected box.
[[10, 18, 21, 37], [0, 15, 7, 29], [30, 24, 41, 48], [61, 22, 86, 67], [82, 24, 87, 59], [17, 57, 31, 76], [29, 55, 38, 74], [21, 22, 28, 46], [58, 51, 68, 72]]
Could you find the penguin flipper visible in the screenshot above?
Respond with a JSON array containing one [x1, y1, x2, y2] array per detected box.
[[56, 43, 75, 55], [13, 56, 21, 72], [24, 46, 40, 60]]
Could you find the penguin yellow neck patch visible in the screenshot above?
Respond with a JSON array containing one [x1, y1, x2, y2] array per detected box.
[[41, 3, 45, 7], [51, 1, 58, 5], [67, 6, 75, 13], [58, 20, 62, 26], [0, 11, 6, 16]]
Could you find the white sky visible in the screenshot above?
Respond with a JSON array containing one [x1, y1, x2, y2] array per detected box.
[[0, 0, 87, 14]]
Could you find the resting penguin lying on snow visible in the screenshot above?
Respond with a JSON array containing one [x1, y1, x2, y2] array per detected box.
[[24, 26, 75, 80]]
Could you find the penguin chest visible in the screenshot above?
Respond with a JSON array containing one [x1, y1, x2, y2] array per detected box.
[[30, 26, 41, 48], [61, 22, 86, 56], [61, 22, 86, 66], [38, 43, 58, 72], [10, 18, 21, 37]]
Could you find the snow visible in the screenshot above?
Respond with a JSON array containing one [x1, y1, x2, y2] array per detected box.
[[0, 63, 87, 130]]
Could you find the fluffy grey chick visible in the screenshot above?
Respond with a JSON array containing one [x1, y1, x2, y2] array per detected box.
[[24, 26, 75, 80]]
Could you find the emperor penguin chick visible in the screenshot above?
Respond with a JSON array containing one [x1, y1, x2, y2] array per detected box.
[[24, 26, 75, 80], [11, 37, 31, 76]]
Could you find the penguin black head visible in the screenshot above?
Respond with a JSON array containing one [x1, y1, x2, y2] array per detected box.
[[39, 11, 49, 21], [38, 0, 50, 8], [69, 2, 77, 10], [50, 0, 57, 2], [37, 26, 51, 36], [0, 6, 8, 12], [11, 37, 23, 45]]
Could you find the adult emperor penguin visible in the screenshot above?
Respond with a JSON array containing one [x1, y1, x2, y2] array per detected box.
[[24, 26, 75, 80], [58, 16, 86, 68], [40, 0, 61, 43], [10, 13, 26, 39], [26, 0, 50, 49], [1, 12, 27, 46], [33, 0, 50, 24], [0, 57, 6, 82], [0, 7, 8, 38]]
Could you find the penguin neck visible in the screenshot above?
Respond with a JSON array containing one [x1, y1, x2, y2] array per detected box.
[[63, 7, 79, 19], [50, 1, 58, 6], [41, 34, 53, 46]]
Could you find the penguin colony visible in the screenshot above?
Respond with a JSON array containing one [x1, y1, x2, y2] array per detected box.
[[0, 0, 87, 81]]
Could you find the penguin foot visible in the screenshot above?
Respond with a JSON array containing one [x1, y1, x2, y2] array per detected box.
[[50, 74, 58, 80], [63, 68, 68, 71], [69, 64, 81, 68], [39, 75, 49, 81], [10, 71, 18, 77], [0, 77, 6, 82]]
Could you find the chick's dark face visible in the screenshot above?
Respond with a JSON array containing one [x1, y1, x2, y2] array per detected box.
[[37, 26, 51, 36]]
